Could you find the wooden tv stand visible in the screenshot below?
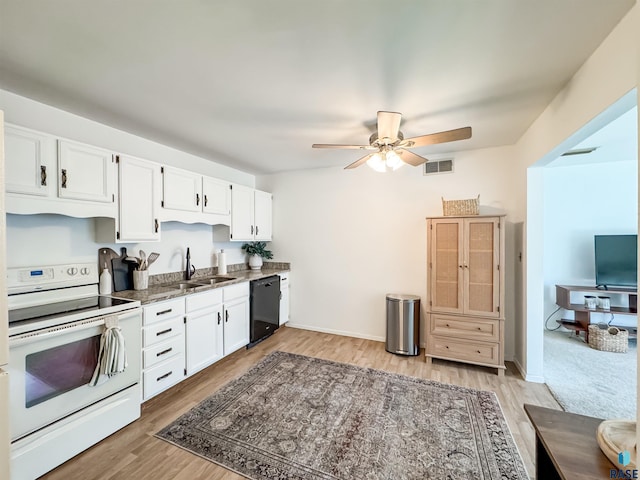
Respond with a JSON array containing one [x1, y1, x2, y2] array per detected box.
[[555, 285, 638, 342]]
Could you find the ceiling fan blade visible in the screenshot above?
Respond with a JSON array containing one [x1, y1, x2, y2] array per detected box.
[[312, 143, 377, 150], [402, 126, 472, 148], [344, 153, 374, 170], [377, 111, 402, 142], [396, 149, 429, 167]]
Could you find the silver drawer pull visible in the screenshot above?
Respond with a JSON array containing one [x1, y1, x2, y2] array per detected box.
[[156, 328, 172, 336], [156, 347, 173, 357], [157, 371, 172, 381], [156, 308, 173, 316]]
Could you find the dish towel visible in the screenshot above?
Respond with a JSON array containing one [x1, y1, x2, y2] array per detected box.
[[90, 315, 127, 387]]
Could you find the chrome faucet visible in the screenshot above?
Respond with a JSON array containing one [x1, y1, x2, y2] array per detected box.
[[185, 247, 196, 280]]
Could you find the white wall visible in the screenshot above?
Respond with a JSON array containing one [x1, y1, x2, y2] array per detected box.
[[258, 145, 519, 358], [510, 3, 639, 381], [543, 160, 638, 326], [0, 89, 258, 273]]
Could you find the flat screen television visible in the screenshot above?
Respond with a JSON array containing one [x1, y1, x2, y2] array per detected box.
[[594, 234, 638, 288]]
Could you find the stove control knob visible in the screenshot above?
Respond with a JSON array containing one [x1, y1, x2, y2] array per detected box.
[[80, 267, 90, 275], [67, 267, 78, 276]]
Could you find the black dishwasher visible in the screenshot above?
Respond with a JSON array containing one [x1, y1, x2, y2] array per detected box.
[[249, 275, 280, 346]]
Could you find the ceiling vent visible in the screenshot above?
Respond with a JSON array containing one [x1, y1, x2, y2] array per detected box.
[[424, 159, 454, 176]]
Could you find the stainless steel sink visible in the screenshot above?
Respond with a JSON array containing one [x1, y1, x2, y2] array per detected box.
[[172, 282, 203, 290], [196, 276, 237, 285]]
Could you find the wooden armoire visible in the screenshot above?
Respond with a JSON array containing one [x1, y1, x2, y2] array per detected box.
[[425, 215, 506, 375]]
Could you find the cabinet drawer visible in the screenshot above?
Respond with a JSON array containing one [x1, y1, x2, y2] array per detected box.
[[430, 314, 500, 342], [143, 316, 183, 348], [427, 336, 500, 366], [143, 335, 184, 369], [143, 298, 185, 325], [143, 354, 185, 400], [186, 289, 222, 313], [223, 282, 249, 302]]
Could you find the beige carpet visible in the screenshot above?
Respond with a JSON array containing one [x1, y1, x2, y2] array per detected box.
[[157, 351, 528, 480], [544, 330, 637, 419]]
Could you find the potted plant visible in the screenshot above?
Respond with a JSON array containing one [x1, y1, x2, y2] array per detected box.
[[242, 241, 273, 271]]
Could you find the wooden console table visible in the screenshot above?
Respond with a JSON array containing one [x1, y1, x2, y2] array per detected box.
[[555, 285, 638, 342], [524, 404, 615, 479]]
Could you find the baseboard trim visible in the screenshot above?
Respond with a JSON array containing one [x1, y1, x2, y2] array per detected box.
[[286, 323, 385, 343], [513, 358, 545, 383]]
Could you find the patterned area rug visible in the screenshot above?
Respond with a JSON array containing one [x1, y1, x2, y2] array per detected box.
[[157, 351, 528, 480]]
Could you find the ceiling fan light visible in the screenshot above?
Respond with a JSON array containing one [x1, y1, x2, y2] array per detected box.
[[385, 150, 404, 170], [367, 153, 387, 172]]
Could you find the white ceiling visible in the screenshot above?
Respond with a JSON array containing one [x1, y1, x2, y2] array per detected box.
[[549, 106, 638, 167], [0, 0, 635, 174]]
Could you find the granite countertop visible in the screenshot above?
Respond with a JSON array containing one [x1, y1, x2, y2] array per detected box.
[[112, 268, 289, 305]]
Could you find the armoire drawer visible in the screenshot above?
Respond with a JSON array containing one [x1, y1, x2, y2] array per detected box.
[[429, 314, 500, 342], [427, 335, 500, 366]]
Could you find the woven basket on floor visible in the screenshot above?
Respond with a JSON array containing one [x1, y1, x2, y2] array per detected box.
[[442, 195, 480, 216], [588, 325, 629, 353]]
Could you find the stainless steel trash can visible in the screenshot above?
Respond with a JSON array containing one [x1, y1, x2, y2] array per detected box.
[[386, 294, 420, 356]]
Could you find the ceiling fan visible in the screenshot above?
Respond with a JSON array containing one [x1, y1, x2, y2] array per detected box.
[[312, 111, 472, 172]]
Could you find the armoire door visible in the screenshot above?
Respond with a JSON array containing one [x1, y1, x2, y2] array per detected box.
[[429, 219, 464, 314], [463, 217, 501, 318]]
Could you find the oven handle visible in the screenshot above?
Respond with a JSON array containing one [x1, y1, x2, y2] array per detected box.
[[9, 312, 138, 347]]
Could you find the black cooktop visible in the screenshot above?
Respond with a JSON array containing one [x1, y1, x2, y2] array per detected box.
[[8, 296, 136, 324]]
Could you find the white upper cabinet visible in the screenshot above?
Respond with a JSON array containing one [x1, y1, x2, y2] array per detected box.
[[162, 166, 201, 212], [254, 190, 272, 241], [58, 139, 115, 203], [118, 155, 162, 242], [160, 166, 231, 225], [5, 124, 117, 218], [202, 176, 231, 215], [230, 184, 255, 241], [4, 124, 55, 197], [228, 185, 272, 242]]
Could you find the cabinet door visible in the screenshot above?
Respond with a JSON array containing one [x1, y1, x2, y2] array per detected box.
[[162, 166, 201, 212], [202, 176, 231, 215], [230, 184, 254, 241], [58, 140, 115, 203], [4, 124, 55, 197], [463, 217, 501, 318], [185, 306, 224, 375], [429, 219, 464, 314], [254, 190, 273, 241], [223, 297, 249, 355], [118, 155, 161, 242]]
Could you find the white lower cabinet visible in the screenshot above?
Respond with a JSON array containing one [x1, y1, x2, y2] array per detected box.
[[185, 289, 224, 376], [279, 272, 290, 325], [222, 283, 250, 355], [141, 283, 250, 400], [141, 298, 186, 401]]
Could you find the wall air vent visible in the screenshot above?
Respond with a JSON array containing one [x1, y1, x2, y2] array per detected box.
[[423, 159, 454, 176], [561, 147, 598, 156]]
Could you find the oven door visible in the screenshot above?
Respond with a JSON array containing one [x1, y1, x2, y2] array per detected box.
[[8, 308, 141, 441]]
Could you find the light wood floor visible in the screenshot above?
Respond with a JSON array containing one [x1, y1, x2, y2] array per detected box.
[[42, 327, 560, 479]]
